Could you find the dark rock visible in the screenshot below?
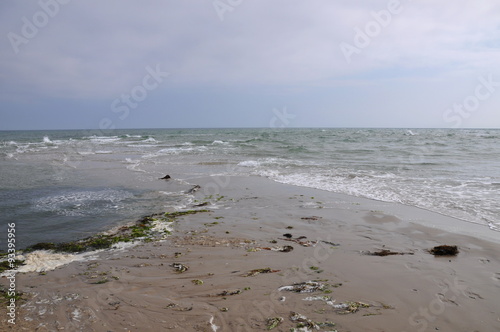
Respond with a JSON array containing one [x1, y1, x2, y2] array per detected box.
[[160, 174, 171, 180], [283, 233, 293, 238], [186, 185, 201, 194]]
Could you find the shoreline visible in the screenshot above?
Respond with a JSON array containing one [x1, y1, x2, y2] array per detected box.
[[2, 175, 500, 331], [257, 176, 500, 239]]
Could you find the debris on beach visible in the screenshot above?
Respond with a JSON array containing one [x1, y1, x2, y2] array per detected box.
[[193, 202, 210, 207], [279, 281, 326, 293], [429, 245, 459, 256], [332, 301, 370, 314], [165, 303, 193, 311], [170, 263, 189, 273], [320, 240, 340, 247], [266, 317, 284, 330], [215, 289, 242, 296], [257, 245, 294, 252], [303, 295, 337, 307], [289, 312, 319, 330], [301, 216, 322, 221], [242, 268, 280, 277], [366, 249, 414, 256], [280, 235, 318, 247], [191, 279, 204, 285]]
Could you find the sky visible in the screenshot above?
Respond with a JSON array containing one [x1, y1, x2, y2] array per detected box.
[[1, 0, 500, 130]]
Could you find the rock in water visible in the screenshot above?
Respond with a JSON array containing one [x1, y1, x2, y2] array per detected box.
[[186, 185, 201, 194], [160, 175, 171, 180]]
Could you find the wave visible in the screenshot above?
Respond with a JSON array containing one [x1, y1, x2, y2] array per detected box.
[[212, 140, 229, 145], [86, 135, 121, 144]]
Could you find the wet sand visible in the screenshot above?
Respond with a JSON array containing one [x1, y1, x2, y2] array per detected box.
[[2, 176, 500, 331]]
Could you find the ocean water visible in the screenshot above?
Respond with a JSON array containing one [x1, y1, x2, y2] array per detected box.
[[1, 128, 499, 250]]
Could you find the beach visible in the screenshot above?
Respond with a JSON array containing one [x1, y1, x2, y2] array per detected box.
[[2, 175, 499, 331]]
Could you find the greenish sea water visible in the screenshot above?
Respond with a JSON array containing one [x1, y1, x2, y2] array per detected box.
[[1, 128, 499, 249]]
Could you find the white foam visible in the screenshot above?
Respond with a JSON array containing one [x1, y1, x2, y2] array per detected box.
[[33, 189, 134, 217], [43, 136, 52, 144], [209, 316, 219, 332], [87, 135, 121, 144], [238, 160, 261, 167], [7, 250, 98, 274], [151, 218, 174, 234]]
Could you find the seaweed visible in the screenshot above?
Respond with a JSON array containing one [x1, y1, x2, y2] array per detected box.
[[257, 245, 294, 252], [320, 240, 340, 246], [24, 209, 211, 254], [0, 259, 24, 273], [266, 317, 283, 330], [164, 209, 211, 219], [170, 263, 189, 273], [333, 301, 370, 314], [429, 245, 458, 256], [165, 303, 193, 311], [367, 249, 414, 256], [242, 268, 280, 277], [0, 286, 23, 304], [301, 216, 322, 221], [280, 235, 318, 247], [289, 312, 319, 330], [91, 278, 109, 285], [216, 289, 242, 296], [279, 281, 326, 293]]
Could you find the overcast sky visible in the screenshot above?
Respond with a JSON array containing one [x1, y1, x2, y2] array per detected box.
[[1, 1, 500, 130]]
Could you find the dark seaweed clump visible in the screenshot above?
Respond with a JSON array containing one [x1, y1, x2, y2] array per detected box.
[[429, 245, 458, 256], [23, 210, 211, 254]]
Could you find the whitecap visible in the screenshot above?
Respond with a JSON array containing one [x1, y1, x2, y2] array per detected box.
[[212, 140, 228, 145], [238, 160, 261, 167]]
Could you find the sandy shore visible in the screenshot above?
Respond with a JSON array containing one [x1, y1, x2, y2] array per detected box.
[[1, 176, 500, 331]]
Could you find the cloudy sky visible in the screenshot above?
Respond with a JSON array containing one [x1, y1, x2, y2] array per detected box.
[[1, 0, 500, 130]]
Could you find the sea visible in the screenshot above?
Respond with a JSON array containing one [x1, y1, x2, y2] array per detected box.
[[1, 128, 499, 251]]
